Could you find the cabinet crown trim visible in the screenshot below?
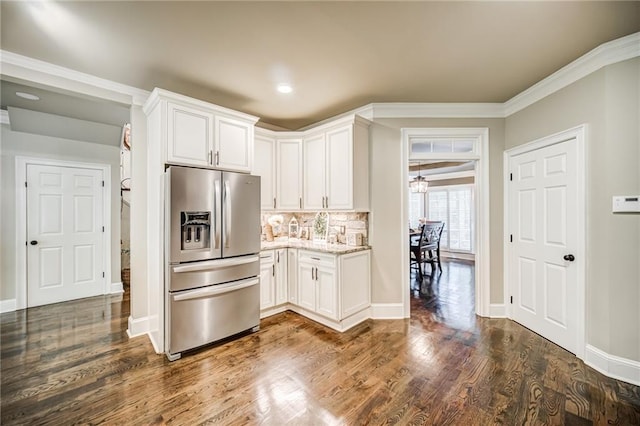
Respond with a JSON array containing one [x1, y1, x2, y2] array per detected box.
[[143, 88, 259, 123], [255, 114, 370, 138]]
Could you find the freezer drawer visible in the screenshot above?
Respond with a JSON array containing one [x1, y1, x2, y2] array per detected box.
[[168, 277, 260, 355], [169, 255, 259, 292]]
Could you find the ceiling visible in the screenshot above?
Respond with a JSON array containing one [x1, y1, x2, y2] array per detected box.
[[1, 1, 639, 130]]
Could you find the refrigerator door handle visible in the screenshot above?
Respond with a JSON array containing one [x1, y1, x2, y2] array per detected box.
[[224, 180, 231, 248], [173, 277, 259, 301], [214, 179, 221, 249], [172, 255, 259, 273]]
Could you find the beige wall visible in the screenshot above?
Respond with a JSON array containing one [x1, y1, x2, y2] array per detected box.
[[129, 106, 149, 322], [505, 58, 640, 361], [369, 118, 505, 305], [0, 124, 121, 302]]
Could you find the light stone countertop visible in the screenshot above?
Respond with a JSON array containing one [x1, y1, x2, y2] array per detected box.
[[261, 239, 370, 255]]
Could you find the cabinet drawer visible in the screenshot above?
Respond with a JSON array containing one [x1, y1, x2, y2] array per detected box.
[[298, 250, 335, 267], [260, 251, 275, 263]]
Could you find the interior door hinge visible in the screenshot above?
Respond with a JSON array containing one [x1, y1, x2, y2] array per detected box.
[[102, 226, 105, 232], [102, 272, 105, 278], [25, 181, 28, 187], [102, 180, 105, 187], [510, 296, 513, 304]]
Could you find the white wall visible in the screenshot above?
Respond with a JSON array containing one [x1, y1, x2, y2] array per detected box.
[[505, 58, 640, 362], [0, 124, 121, 303]]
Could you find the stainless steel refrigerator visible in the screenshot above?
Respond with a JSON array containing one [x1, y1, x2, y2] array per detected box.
[[165, 165, 261, 360]]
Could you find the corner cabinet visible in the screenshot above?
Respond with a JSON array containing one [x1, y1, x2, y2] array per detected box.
[[254, 130, 303, 211], [145, 88, 258, 173], [302, 117, 370, 211]]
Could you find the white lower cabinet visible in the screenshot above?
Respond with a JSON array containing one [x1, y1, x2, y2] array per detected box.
[[259, 251, 275, 310], [260, 247, 371, 330], [260, 249, 287, 313], [287, 249, 298, 304], [298, 251, 338, 320]]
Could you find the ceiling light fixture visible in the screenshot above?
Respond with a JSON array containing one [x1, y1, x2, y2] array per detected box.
[[409, 166, 429, 193], [15, 91, 40, 101], [277, 84, 293, 94]]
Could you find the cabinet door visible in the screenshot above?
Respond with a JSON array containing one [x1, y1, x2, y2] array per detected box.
[[277, 139, 303, 210], [297, 261, 316, 312], [303, 133, 326, 210], [316, 265, 338, 320], [326, 125, 353, 209], [254, 135, 276, 210], [274, 249, 288, 305], [288, 249, 298, 304], [215, 116, 252, 172], [167, 102, 213, 167], [259, 256, 275, 310]]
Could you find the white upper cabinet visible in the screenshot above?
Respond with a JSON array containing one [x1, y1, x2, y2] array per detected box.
[[302, 133, 326, 210], [253, 134, 276, 210], [301, 117, 370, 211], [253, 131, 303, 211], [167, 102, 213, 167], [144, 88, 258, 173], [214, 116, 253, 172], [276, 139, 303, 210]]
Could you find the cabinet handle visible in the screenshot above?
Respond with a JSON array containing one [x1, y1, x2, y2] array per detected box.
[[299, 197, 302, 209], [208, 150, 213, 165], [276, 251, 280, 263], [325, 196, 328, 208], [311, 267, 315, 280], [272, 264, 275, 277], [273, 198, 276, 209], [215, 151, 220, 165]]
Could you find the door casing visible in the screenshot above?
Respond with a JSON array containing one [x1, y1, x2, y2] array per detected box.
[[503, 124, 586, 360]]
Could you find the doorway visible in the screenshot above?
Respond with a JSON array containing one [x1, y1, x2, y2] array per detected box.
[[15, 157, 112, 309], [401, 128, 490, 318]]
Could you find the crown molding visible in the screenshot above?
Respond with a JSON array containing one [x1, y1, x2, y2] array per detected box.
[[0, 109, 9, 126], [504, 32, 640, 117], [0, 50, 150, 106], [369, 102, 505, 118]]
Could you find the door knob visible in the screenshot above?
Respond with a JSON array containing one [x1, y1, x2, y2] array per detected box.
[[563, 254, 575, 261], [30, 240, 38, 245]]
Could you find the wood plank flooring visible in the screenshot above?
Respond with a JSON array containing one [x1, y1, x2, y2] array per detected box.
[[2, 260, 639, 425]]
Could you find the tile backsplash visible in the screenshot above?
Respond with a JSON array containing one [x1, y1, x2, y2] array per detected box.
[[261, 212, 368, 245]]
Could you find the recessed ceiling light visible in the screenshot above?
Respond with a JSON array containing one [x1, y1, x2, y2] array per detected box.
[[277, 84, 293, 94], [16, 91, 40, 101]]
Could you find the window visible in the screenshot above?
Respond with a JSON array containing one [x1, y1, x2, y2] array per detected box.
[[426, 185, 474, 252], [408, 191, 424, 229]]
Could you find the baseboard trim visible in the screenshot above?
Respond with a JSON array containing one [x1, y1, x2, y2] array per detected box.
[[0, 299, 17, 313], [489, 303, 506, 318], [260, 305, 288, 319], [110, 281, 124, 294], [585, 344, 640, 386], [370, 303, 405, 319], [126, 315, 149, 338]]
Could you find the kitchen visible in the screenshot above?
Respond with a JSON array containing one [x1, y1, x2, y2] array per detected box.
[[1, 1, 639, 424]]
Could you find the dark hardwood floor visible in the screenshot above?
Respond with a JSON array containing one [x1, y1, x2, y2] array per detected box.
[[2, 261, 639, 425]]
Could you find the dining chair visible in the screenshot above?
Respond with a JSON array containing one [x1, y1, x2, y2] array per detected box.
[[410, 221, 445, 276]]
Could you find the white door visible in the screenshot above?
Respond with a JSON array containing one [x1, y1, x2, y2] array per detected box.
[[27, 164, 105, 307], [509, 138, 579, 353]]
